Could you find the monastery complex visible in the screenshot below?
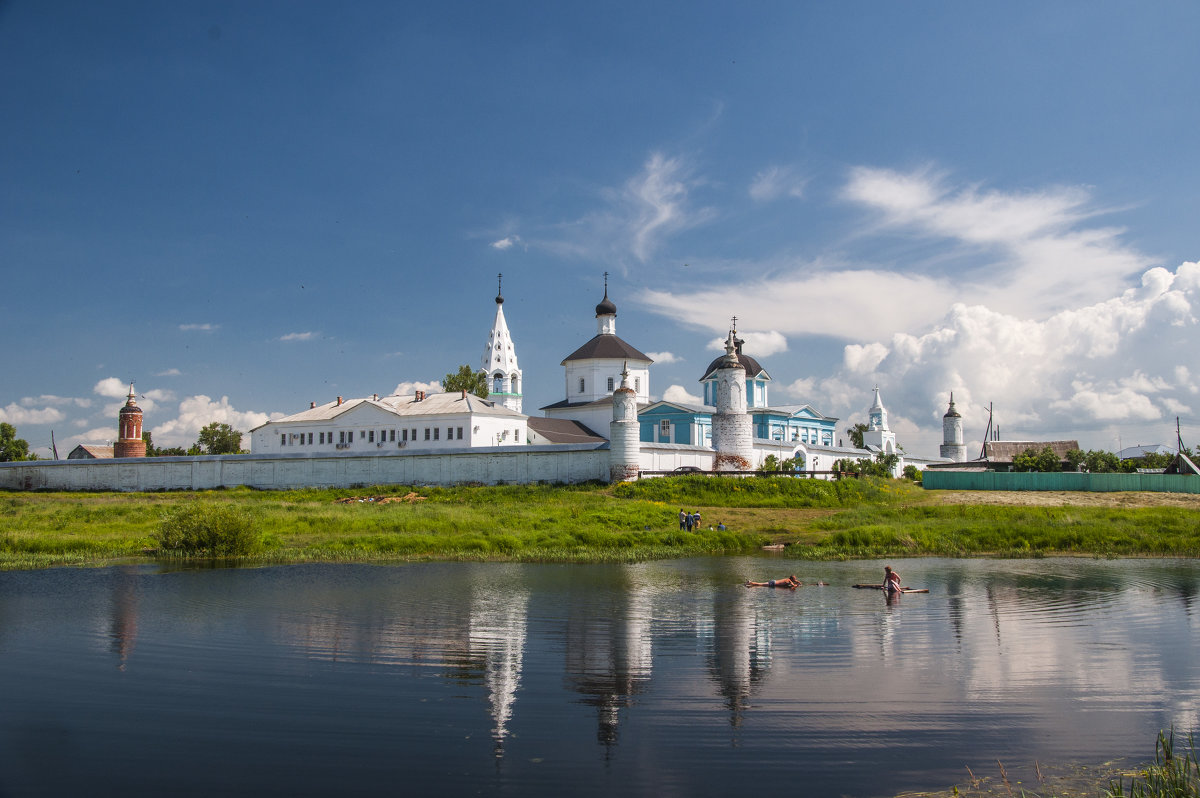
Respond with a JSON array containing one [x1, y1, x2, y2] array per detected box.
[[1, 278, 962, 491]]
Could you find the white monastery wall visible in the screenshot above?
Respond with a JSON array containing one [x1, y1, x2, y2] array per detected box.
[[0, 445, 609, 492]]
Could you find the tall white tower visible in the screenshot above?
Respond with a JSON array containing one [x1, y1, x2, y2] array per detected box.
[[480, 274, 523, 413], [940, 392, 966, 462], [861, 386, 897, 454], [711, 322, 753, 471], [609, 363, 641, 482]]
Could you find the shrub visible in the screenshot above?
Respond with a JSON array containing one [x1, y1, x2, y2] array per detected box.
[[156, 502, 261, 556]]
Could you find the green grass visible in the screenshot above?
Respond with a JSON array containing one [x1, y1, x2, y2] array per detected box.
[[1, 478, 1198, 569]]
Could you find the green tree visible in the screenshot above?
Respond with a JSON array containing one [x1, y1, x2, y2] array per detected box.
[[196, 422, 243, 455], [142, 431, 157, 457], [1012, 446, 1062, 472], [0, 422, 33, 461], [846, 422, 868, 449], [443, 365, 489, 399], [902, 464, 922, 483], [1084, 449, 1121, 473], [758, 454, 780, 473]]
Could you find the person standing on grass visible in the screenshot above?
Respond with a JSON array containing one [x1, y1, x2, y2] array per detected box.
[[685, 512, 694, 532], [693, 510, 701, 529], [679, 509, 687, 530]]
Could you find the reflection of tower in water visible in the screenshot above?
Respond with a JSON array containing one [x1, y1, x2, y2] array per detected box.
[[109, 567, 140, 671], [468, 585, 530, 760], [563, 569, 654, 753], [706, 588, 771, 729]]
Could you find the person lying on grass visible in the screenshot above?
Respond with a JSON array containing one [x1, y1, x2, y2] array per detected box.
[[745, 575, 800, 589]]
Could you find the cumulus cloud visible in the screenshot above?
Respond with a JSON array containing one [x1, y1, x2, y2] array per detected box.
[[491, 235, 522, 250], [749, 165, 806, 202], [0, 402, 65, 425], [62, 427, 117, 448], [820, 261, 1199, 441], [779, 377, 816, 399], [179, 323, 218, 332], [646, 351, 680, 364], [392, 380, 442, 397], [662, 384, 703, 406], [94, 378, 131, 399], [278, 331, 317, 342], [150, 395, 277, 448]]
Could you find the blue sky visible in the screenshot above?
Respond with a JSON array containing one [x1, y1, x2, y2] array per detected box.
[[3, 1, 1198, 459]]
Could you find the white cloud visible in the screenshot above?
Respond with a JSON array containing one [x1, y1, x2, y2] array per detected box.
[[0, 402, 65, 425], [820, 261, 1198, 441], [842, 166, 1152, 316], [392, 380, 442, 397], [94, 378, 131, 399], [780, 377, 816, 399], [150, 395, 276, 448], [179, 323, 218, 332], [625, 153, 696, 262], [491, 235, 521, 250], [662, 384, 703, 405], [704, 329, 789, 358], [749, 165, 806, 202], [62, 427, 117, 448], [278, 331, 317, 342], [646, 351, 680, 364], [843, 342, 889, 373], [20, 394, 90, 409], [156, 368, 182, 377], [643, 266, 957, 342]]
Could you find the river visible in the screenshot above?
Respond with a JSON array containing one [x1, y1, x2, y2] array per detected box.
[[1, 557, 1197, 797]]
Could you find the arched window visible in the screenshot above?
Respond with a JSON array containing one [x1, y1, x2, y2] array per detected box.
[[578, 377, 585, 393], [511, 376, 519, 394], [493, 374, 504, 393]]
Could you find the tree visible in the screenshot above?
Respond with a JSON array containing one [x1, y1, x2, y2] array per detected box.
[[1012, 446, 1062, 472], [902, 464, 922, 483], [846, 422, 868, 449], [0, 422, 33, 462], [758, 454, 780, 473], [443, 365, 489, 399], [196, 422, 243, 455]]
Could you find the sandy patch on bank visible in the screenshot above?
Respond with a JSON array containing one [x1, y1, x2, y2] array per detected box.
[[930, 489, 1200, 509]]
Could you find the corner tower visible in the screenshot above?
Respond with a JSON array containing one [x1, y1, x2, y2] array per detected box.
[[711, 322, 753, 471], [114, 383, 146, 458], [480, 274, 523, 413], [940, 393, 966, 462], [609, 363, 641, 482]]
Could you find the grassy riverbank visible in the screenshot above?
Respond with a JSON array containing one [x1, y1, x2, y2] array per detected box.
[[2, 477, 1199, 569]]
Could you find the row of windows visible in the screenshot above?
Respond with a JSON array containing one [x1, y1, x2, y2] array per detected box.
[[580, 376, 641, 394], [280, 427, 467, 446]]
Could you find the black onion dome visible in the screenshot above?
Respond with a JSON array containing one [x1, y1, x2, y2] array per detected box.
[[120, 402, 142, 414], [944, 396, 961, 418], [595, 289, 617, 316], [702, 351, 765, 380]]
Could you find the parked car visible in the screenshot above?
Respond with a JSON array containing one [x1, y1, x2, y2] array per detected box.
[[674, 466, 702, 472]]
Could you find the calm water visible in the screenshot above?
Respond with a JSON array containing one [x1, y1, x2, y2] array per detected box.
[[2, 558, 1198, 797]]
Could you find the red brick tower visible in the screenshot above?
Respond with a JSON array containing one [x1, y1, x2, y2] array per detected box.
[[114, 383, 146, 458]]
